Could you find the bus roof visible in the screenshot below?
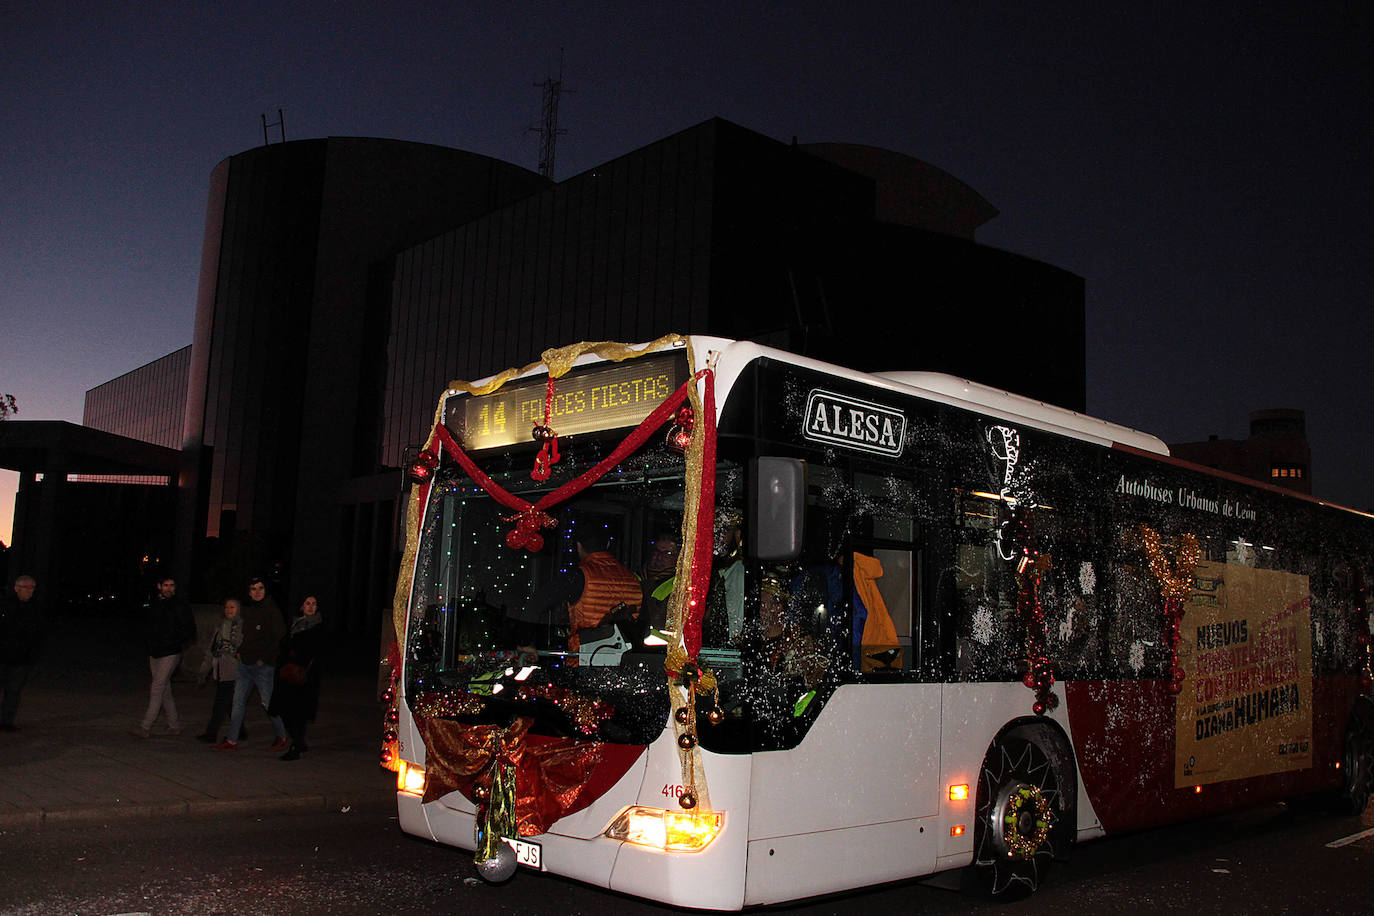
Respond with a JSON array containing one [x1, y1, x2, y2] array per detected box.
[[874, 370, 1170, 455], [695, 336, 1170, 456]]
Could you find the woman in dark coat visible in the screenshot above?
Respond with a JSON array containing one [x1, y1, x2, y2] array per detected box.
[[269, 596, 325, 761]]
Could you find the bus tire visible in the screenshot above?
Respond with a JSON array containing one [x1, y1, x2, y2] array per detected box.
[[970, 730, 1066, 897], [1331, 700, 1374, 816]]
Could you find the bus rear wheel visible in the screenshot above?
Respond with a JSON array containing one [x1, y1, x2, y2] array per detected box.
[[1332, 702, 1374, 816], [971, 732, 1064, 897]]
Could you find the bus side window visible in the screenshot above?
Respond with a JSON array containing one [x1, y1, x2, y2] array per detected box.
[[852, 548, 913, 673], [1042, 551, 1103, 680], [952, 535, 1019, 681], [1104, 544, 1170, 679]]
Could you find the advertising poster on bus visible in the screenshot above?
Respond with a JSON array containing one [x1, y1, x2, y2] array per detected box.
[[1175, 561, 1313, 787]]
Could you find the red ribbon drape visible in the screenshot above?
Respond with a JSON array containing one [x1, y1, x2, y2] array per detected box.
[[432, 370, 707, 521], [427, 367, 717, 656]]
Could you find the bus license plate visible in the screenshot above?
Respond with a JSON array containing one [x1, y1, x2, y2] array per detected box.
[[503, 837, 543, 870]]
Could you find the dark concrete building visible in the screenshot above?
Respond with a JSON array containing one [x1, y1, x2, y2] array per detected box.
[[1170, 408, 1312, 495], [3, 120, 1088, 647], [181, 136, 551, 613]]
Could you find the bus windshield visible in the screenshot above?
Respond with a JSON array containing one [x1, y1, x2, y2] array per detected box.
[[404, 434, 757, 746]]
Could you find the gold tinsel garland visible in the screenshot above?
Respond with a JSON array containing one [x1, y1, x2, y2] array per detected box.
[[1132, 525, 1201, 694]]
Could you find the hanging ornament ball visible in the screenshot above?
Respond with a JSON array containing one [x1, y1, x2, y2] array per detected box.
[[473, 784, 490, 802], [1172, 666, 1186, 682], [1033, 701, 1046, 715], [677, 732, 698, 749], [384, 729, 398, 742], [1022, 672, 1037, 689], [380, 749, 393, 765], [476, 843, 518, 883], [386, 708, 400, 724], [1169, 679, 1184, 695], [382, 687, 396, 704], [707, 708, 725, 726], [674, 707, 692, 725], [678, 791, 698, 810], [531, 424, 556, 442]]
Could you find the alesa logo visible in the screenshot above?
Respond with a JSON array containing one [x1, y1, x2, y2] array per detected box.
[[803, 389, 905, 457]]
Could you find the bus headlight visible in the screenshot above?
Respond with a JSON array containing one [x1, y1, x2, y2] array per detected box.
[[397, 760, 427, 797], [604, 806, 723, 851]]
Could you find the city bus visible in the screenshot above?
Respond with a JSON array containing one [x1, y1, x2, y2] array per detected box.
[[386, 334, 1374, 908]]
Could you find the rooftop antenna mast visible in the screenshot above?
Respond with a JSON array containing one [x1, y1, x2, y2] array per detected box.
[[530, 51, 571, 179], [261, 109, 286, 145]]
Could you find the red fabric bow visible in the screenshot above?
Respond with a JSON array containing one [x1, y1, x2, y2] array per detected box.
[[416, 715, 645, 836], [504, 509, 556, 551]]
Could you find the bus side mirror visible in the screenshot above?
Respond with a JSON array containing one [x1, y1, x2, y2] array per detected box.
[[748, 457, 806, 562]]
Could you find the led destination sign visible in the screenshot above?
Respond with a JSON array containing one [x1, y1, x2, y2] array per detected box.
[[446, 352, 690, 451]]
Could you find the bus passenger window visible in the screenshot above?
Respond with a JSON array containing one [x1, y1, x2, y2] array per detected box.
[[952, 539, 1020, 681], [1105, 557, 1167, 677], [852, 550, 912, 672], [1042, 555, 1103, 679], [757, 566, 837, 689]]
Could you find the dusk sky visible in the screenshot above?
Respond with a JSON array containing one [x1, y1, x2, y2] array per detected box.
[[3, 2, 1372, 542]]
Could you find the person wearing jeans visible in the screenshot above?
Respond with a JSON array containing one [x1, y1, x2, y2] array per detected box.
[[213, 577, 287, 750]]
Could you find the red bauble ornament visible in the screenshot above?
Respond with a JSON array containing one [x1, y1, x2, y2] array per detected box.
[[1023, 672, 1038, 689], [1033, 701, 1046, 715], [678, 791, 697, 810], [408, 448, 439, 483], [677, 732, 698, 749]]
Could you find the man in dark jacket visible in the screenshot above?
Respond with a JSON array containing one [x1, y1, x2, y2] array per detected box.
[[213, 577, 288, 751], [135, 575, 195, 738], [0, 574, 43, 732]]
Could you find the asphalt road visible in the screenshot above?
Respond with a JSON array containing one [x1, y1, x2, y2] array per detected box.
[[1, 795, 1369, 915]]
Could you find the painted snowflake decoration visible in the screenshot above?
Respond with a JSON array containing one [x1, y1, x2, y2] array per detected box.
[[1128, 640, 1146, 674], [972, 601, 996, 645], [1079, 561, 1096, 595]]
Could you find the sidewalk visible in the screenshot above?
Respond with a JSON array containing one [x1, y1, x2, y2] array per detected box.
[[0, 615, 397, 832]]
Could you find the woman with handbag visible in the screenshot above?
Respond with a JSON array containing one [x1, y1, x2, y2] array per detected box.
[[268, 595, 325, 761]]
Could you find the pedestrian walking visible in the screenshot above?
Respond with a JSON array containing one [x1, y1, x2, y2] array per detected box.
[[269, 595, 325, 760], [213, 577, 287, 750], [195, 597, 244, 743], [134, 575, 194, 738], [0, 574, 43, 732]]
